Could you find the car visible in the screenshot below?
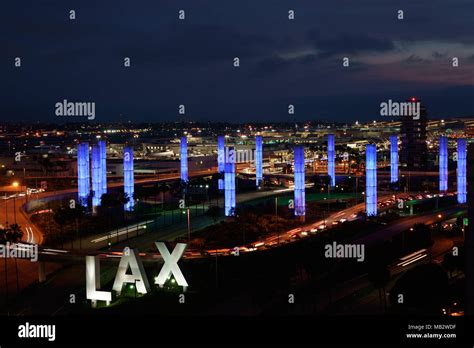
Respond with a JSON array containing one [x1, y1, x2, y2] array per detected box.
[[318, 224, 326, 230], [339, 218, 347, 223], [310, 228, 318, 233]]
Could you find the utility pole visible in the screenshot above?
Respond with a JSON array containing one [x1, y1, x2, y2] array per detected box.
[[275, 197, 279, 244], [327, 183, 330, 218], [5, 193, 8, 225], [4, 257, 8, 308], [187, 208, 191, 243], [355, 176, 358, 205], [13, 196, 16, 224]]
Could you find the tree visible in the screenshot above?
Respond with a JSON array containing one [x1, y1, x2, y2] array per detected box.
[[442, 252, 456, 278], [0, 228, 6, 244], [1, 224, 24, 294], [389, 180, 399, 191], [367, 242, 392, 312], [7, 224, 23, 243], [389, 263, 449, 314], [133, 185, 150, 201], [101, 192, 129, 208], [53, 207, 70, 247], [411, 223, 433, 251], [368, 265, 391, 311], [37, 156, 52, 176], [308, 175, 321, 192], [206, 206, 220, 223], [52, 205, 85, 248], [0, 224, 24, 244], [69, 205, 85, 249]]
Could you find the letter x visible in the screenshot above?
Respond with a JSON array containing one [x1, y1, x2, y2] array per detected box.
[[155, 242, 188, 288]]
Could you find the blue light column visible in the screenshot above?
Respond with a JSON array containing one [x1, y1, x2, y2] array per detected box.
[[390, 135, 398, 183], [294, 145, 306, 219], [224, 146, 236, 216], [217, 135, 225, 190], [457, 138, 466, 203], [77, 142, 90, 207], [123, 145, 134, 211], [255, 135, 263, 187], [366, 144, 377, 217], [327, 134, 335, 187], [439, 136, 448, 192], [99, 140, 107, 195], [91, 144, 102, 208], [180, 137, 188, 183]]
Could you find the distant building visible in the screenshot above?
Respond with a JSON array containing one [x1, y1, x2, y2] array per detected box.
[[400, 98, 428, 170]]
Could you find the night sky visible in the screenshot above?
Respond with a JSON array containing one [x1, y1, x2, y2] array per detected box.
[[1, 0, 474, 123]]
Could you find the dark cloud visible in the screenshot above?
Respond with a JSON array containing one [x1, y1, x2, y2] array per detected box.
[[403, 55, 430, 64], [309, 31, 395, 58], [119, 25, 275, 67], [254, 56, 293, 76], [432, 52, 447, 59]]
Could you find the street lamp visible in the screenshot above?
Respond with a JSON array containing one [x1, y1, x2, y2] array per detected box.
[[11, 182, 19, 225]]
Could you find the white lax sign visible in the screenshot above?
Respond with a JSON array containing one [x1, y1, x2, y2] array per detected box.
[[86, 242, 188, 306]]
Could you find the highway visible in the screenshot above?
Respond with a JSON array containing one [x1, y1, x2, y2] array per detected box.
[[2, 177, 463, 266], [31, 191, 447, 262], [355, 206, 463, 246], [2, 190, 464, 315], [0, 194, 40, 244], [0, 165, 465, 312], [0, 168, 219, 246]]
